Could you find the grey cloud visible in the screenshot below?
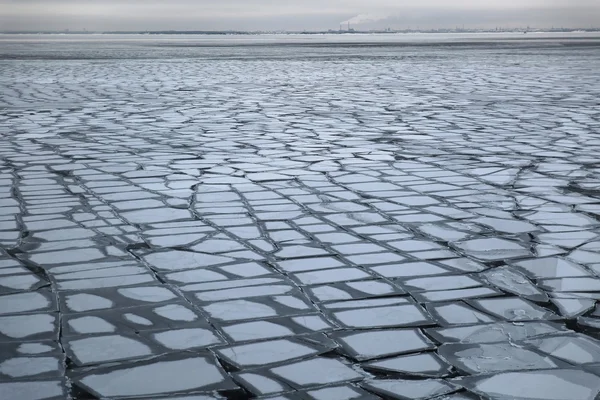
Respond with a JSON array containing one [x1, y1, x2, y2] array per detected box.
[[1, 0, 598, 31]]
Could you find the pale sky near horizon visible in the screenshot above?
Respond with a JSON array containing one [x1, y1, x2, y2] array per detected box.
[[1, 0, 598, 31]]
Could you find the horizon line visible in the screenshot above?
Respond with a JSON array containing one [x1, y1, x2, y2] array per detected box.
[[3, 27, 600, 35]]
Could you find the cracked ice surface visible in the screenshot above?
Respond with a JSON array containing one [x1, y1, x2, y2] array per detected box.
[[1, 34, 600, 399]]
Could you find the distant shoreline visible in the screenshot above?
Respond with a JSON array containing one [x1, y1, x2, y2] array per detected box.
[[2, 28, 600, 35]]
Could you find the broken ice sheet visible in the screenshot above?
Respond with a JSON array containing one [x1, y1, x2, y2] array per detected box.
[[475, 216, 538, 234], [0, 273, 44, 291], [62, 301, 211, 336], [152, 328, 222, 350], [537, 231, 598, 248], [117, 285, 178, 303], [361, 378, 458, 400], [540, 277, 600, 292], [67, 316, 115, 335], [292, 267, 371, 285], [401, 275, 483, 292], [164, 269, 227, 284], [8, 36, 600, 400], [181, 277, 283, 293], [218, 262, 271, 278], [306, 385, 379, 400], [469, 297, 558, 321], [120, 207, 192, 224], [65, 293, 113, 312], [426, 302, 495, 326], [551, 298, 595, 318], [194, 283, 294, 302], [0, 356, 61, 379], [154, 304, 198, 322], [0, 313, 56, 340], [524, 333, 600, 365], [48, 260, 137, 277], [143, 250, 233, 271], [426, 321, 567, 344], [204, 295, 312, 322], [26, 247, 106, 266], [458, 369, 600, 400], [330, 328, 434, 361], [321, 298, 410, 310], [0, 291, 53, 315], [0, 381, 64, 400], [371, 261, 452, 279], [76, 355, 235, 398], [234, 372, 292, 396], [217, 337, 333, 368], [439, 258, 487, 273], [57, 274, 155, 290], [17, 342, 55, 355], [523, 211, 598, 227], [270, 357, 362, 388], [65, 334, 153, 366], [203, 299, 277, 322], [419, 223, 471, 242], [364, 352, 451, 377], [308, 280, 404, 302], [276, 257, 345, 273], [331, 303, 433, 329], [275, 245, 329, 259], [481, 265, 548, 302], [221, 320, 292, 342], [568, 249, 600, 265], [454, 238, 531, 261], [513, 257, 590, 279], [438, 342, 562, 374], [291, 315, 333, 332], [413, 286, 502, 303], [345, 252, 407, 266], [344, 279, 404, 296]]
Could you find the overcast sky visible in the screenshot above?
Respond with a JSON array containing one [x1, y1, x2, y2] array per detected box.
[[1, 0, 598, 31]]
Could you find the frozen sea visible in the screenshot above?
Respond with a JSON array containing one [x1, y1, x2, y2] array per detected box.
[[1, 33, 600, 399]]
